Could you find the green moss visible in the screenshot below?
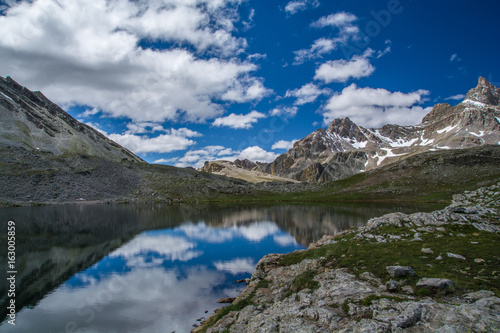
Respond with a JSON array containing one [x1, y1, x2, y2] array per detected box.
[[198, 293, 256, 333], [342, 299, 352, 314], [284, 269, 320, 299], [256, 279, 271, 289], [359, 294, 408, 307], [197, 278, 276, 332]]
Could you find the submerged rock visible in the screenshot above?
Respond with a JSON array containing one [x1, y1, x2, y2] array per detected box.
[[217, 297, 236, 304]]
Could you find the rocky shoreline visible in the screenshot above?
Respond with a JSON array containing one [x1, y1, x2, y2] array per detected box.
[[195, 184, 500, 332]]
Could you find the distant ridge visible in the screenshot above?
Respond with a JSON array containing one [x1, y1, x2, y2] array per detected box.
[[255, 77, 500, 182], [1, 75, 499, 205]]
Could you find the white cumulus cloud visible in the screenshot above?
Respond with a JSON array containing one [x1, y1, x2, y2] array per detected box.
[[285, 83, 331, 105], [310, 12, 358, 28], [323, 84, 431, 127], [237, 146, 279, 163], [294, 12, 360, 64], [212, 110, 267, 129], [161, 144, 278, 168], [0, 0, 269, 124], [272, 139, 299, 150], [444, 94, 466, 101], [269, 106, 299, 117], [108, 128, 202, 154], [314, 53, 375, 83], [284, 0, 319, 15]]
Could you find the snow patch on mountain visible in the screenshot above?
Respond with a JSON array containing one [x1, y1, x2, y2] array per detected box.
[[389, 137, 419, 148], [419, 133, 435, 146], [375, 148, 407, 166], [470, 131, 485, 137], [1, 91, 13, 102], [351, 140, 368, 149], [437, 124, 458, 134], [462, 99, 486, 108]]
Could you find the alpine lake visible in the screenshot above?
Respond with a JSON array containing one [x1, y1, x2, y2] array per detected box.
[[0, 201, 443, 333]]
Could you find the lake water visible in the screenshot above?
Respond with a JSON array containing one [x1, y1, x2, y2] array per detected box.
[[0, 202, 441, 333]]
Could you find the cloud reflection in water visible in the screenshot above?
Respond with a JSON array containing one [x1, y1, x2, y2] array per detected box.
[[3, 220, 303, 333]]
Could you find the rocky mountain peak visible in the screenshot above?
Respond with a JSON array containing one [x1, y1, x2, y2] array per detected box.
[[234, 159, 258, 170], [421, 103, 454, 123], [327, 117, 367, 142], [465, 76, 500, 105]]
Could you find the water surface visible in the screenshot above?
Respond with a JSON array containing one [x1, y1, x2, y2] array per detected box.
[[0, 202, 441, 332]]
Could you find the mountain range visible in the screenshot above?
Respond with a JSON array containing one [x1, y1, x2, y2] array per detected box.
[[202, 77, 500, 182], [0, 76, 280, 205], [1, 75, 500, 205]]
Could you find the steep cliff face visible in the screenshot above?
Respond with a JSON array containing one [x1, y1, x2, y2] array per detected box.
[[0, 76, 142, 163], [259, 77, 500, 182]]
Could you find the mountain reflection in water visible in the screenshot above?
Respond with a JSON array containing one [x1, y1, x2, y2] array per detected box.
[[0, 202, 441, 332]]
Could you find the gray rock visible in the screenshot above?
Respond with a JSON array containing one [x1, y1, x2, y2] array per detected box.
[[473, 222, 500, 233], [402, 285, 414, 295], [386, 266, 416, 278], [200, 182, 500, 333], [393, 302, 424, 328], [385, 279, 400, 291], [359, 271, 382, 287], [463, 290, 495, 302], [449, 206, 467, 213], [416, 278, 455, 293]]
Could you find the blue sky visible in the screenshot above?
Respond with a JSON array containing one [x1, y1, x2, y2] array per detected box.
[[1, 0, 499, 167]]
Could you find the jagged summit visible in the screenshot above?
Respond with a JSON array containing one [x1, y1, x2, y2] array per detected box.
[[465, 76, 500, 106], [327, 117, 369, 143]]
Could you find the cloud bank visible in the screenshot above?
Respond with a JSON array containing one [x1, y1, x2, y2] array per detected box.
[[0, 0, 269, 123], [323, 84, 431, 128]]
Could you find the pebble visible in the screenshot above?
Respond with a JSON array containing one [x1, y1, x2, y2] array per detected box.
[[447, 253, 466, 260], [421, 248, 434, 254]]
